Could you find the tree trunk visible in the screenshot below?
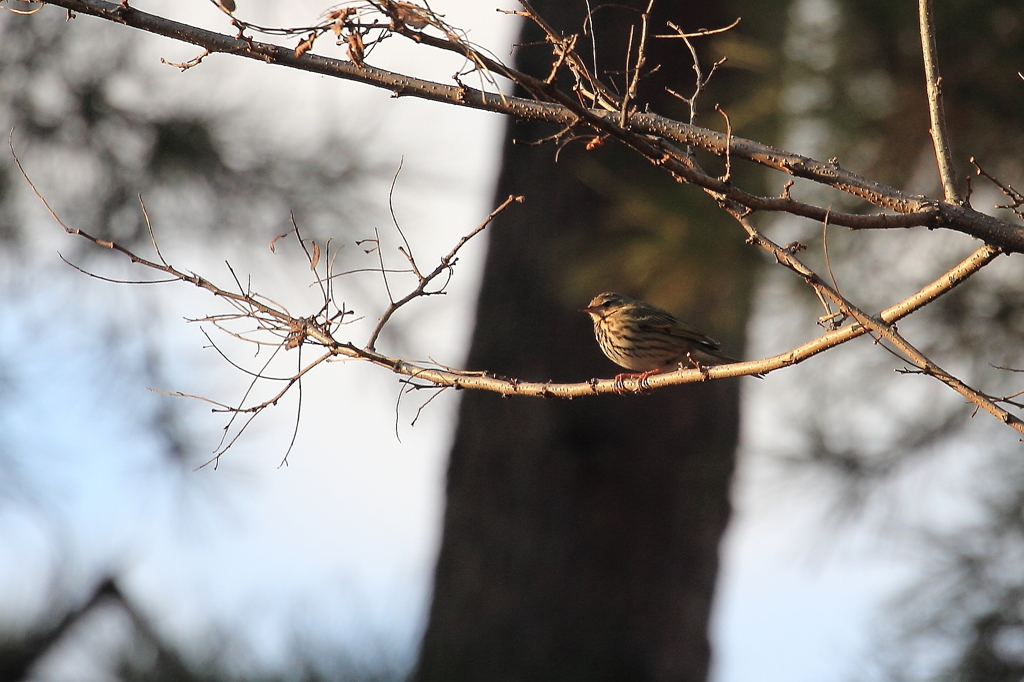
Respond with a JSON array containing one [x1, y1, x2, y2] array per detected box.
[[416, 2, 769, 680]]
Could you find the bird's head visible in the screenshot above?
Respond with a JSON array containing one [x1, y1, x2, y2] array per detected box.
[[580, 292, 634, 319]]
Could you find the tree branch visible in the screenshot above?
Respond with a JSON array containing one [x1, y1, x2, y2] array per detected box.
[[25, 0, 1024, 251], [11, 0, 1024, 440], [724, 204, 1023, 436], [919, 0, 961, 203], [14, 139, 1012, 416]]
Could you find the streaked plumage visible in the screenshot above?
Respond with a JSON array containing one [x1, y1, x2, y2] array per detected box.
[[581, 292, 738, 374]]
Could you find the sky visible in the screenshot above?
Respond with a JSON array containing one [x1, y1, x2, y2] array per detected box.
[[0, 1, 1012, 681]]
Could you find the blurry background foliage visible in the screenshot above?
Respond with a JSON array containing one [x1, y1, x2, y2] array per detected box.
[[0, 9, 381, 252], [765, 1, 1024, 681], [0, 6, 396, 681]]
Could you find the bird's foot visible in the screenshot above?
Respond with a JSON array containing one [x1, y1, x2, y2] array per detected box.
[[613, 368, 661, 394], [636, 368, 661, 392]]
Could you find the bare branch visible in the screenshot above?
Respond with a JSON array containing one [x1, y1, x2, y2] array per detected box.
[[18, 143, 1019, 442], [770, 244, 1001, 368], [919, 0, 961, 203], [10, 0, 1024, 442], [365, 194, 523, 350], [663, 20, 727, 128], [654, 17, 741, 40], [971, 157, 1024, 220], [724, 204, 1022, 435], [22, 0, 1024, 249]]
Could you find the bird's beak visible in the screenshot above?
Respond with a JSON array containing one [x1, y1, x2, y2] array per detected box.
[[580, 306, 598, 315]]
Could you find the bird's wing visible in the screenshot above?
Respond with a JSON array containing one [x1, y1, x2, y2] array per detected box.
[[638, 310, 722, 351]]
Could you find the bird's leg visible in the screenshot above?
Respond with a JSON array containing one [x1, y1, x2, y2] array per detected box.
[[685, 353, 712, 380], [636, 367, 662, 392]]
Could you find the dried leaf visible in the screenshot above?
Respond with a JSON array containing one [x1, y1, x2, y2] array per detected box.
[[285, 329, 304, 350], [393, 2, 431, 29], [295, 32, 316, 58], [326, 7, 355, 21], [327, 7, 356, 37], [269, 231, 290, 253], [347, 32, 365, 66], [309, 242, 321, 270]]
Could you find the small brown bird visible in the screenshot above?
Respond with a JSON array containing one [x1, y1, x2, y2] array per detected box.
[[581, 292, 745, 388]]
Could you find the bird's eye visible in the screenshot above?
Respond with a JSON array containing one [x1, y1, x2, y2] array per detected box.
[[601, 301, 612, 307]]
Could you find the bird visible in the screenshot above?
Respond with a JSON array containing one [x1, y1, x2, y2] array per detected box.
[[581, 291, 751, 390]]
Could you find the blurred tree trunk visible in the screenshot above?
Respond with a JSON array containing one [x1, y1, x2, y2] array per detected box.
[[416, 2, 779, 680]]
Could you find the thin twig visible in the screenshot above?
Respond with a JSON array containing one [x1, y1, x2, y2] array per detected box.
[[364, 194, 523, 351], [821, 209, 841, 294], [663, 20, 726, 129], [971, 156, 1024, 218], [715, 104, 732, 182], [621, 0, 655, 130], [279, 344, 305, 468], [290, 213, 330, 304], [138, 195, 167, 266], [653, 17, 740, 39], [388, 157, 416, 267], [582, 0, 599, 106]]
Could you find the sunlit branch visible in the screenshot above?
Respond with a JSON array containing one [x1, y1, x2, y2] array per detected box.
[[919, 0, 961, 203], [724, 204, 1023, 436], [9, 0, 1024, 441]]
